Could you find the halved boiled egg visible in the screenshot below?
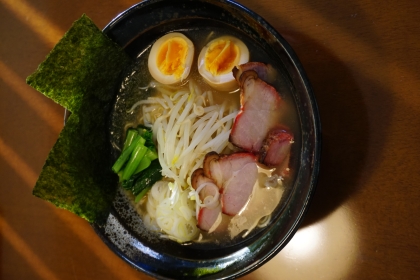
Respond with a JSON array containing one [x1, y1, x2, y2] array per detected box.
[[148, 32, 194, 85], [198, 36, 249, 92]]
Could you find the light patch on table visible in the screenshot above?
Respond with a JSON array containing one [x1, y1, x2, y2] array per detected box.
[[0, 136, 38, 186], [0, 0, 64, 47], [243, 206, 358, 280]]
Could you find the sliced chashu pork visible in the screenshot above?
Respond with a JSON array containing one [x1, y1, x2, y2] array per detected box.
[[259, 126, 293, 168], [232, 62, 277, 86], [229, 69, 283, 152], [203, 152, 258, 216], [231, 62, 294, 172], [191, 152, 258, 231], [191, 168, 222, 232]]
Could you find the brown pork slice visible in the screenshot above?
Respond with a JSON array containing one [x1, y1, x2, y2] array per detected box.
[[202, 152, 220, 183], [221, 162, 258, 216], [203, 152, 258, 216], [233, 62, 277, 86], [259, 126, 294, 168], [191, 168, 222, 231], [197, 203, 222, 232], [191, 168, 218, 195], [229, 70, 283, 152], [203, 152, 256, 188]]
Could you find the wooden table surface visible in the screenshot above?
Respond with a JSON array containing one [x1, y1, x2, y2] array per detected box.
[[1, 0, 420, 279]]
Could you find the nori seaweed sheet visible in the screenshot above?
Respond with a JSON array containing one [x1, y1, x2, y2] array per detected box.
[[26, 14, 131, 223]]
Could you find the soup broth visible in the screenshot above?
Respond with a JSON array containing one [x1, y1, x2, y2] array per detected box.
[[109, 21, 301, 247]]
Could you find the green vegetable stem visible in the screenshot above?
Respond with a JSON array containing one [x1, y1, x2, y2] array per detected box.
[[135, 185, 153, 203], [123, 129, 139, 151], [112, 135, 145, 173], [122, 144, 148, 181], [114, 126, 162, 200], [145, 148, 158, 161], [135, 156, 151, 174], [132, 160, 162, 199]]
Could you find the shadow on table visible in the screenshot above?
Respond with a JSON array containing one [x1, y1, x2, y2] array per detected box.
[[281, 31, 392, 227]]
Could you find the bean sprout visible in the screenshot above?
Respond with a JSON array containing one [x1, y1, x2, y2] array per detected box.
[[134, 80, 239, 242]]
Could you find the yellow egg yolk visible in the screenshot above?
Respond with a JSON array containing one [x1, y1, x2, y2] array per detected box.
[[204, 39, 240, 76], [156, 37, 188, 79]]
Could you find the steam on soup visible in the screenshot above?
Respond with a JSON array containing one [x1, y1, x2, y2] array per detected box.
[[111, 28, 299, 244]]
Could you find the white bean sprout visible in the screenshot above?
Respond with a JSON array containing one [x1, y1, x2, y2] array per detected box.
[[136, 80, 239, 242]]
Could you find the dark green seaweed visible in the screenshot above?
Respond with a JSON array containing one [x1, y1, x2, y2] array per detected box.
[[27, 14, 131, 223]]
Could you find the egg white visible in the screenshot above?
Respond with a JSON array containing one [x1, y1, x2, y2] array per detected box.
[[148, 32, 194, 85], [198, 36, 249, 92]]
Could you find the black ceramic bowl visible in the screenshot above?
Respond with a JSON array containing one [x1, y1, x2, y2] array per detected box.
[[92, 0, 321, 279]]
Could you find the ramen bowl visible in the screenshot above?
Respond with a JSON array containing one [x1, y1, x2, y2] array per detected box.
[[92, 0, 321, 279]]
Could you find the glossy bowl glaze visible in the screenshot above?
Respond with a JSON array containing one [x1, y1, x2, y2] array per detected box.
[[92, 0, 321, 279]]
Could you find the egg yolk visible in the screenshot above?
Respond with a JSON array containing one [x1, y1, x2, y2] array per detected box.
[[204, 39, 240, 76], [156, 37, 188, 79]]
